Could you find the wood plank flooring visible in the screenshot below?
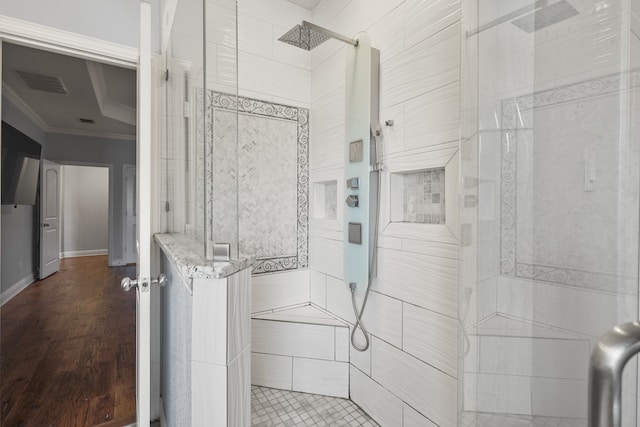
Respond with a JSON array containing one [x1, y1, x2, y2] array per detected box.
[[1, 256, 137, 427]]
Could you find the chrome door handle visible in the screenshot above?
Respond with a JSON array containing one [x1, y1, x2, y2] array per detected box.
[[589, 321, 640, 427], [42, 223, 50, 227], [121, 277, 138, 291], [121, 274, 166, 292]]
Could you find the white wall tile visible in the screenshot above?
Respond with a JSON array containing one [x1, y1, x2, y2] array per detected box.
[[310, 237, 343, 279], [251, 319, 335, 360], [350, 331, 372, 376], [403, 404, 438, 427], [403, 303, 457, 377], [239, 51, 311, 104], [192, 361, 227, 427], [368, 3, 405, 65], [251, 270, 310, 313], [472, 372, 532, 415], [335, 327, 349, 362], [228, 269, 251, 362], [371, 338, 456, 427], [251, 353, 293, 390], [361, 291, 403, 349], [374, 248, 458, 319], [192, 277, 228, 365], [479, 336, 590, 380], [350, 366, 403, 427], [239, 0, 310, 29], [401, 239, 458, 260], [326, 275, 356, 323], [228, 348, 251, 427], [238, 13, 273, 58], [404, 83, 460, 150], [380, 23, 460, 109], [292, 358, 349, 398], [404, 0, 461, 50], [531, 377, 586, 418], [310, 270, 327, 308]]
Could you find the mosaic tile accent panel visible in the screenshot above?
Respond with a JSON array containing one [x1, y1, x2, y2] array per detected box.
[[402, 168, 445, 224], [205, 91, 309, 274], [499, 70, 640, 294], [251, 386, 379, 427], [324, 181, 337, 219], [238, 114, 298, 258]]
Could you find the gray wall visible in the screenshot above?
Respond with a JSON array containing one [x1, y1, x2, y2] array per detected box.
[[1, 96, 44, 293], [61, 165, 109, 256], [0, 0, 161, 53], [45, 133, 135, 265], [1, 205, 36, 292]]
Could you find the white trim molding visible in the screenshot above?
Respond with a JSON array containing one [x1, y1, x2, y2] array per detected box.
[[0, 14, 138, 68], [1, 274, 35, 306], [61, 249, 108, 258]]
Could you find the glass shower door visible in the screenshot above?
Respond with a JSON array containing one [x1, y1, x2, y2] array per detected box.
[[459, 0, 640, 425]]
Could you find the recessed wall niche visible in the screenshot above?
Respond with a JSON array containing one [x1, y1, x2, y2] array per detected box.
[[313, 180, 338, 220], [391, 168, 446, 224]]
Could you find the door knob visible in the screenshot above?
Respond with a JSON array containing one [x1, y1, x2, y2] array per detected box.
[[121, 277, 138, 292], [121, 274, 166, 292], [42, 223, 50, 227]]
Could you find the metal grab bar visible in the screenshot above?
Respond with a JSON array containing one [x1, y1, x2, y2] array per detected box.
[[589, 321, 640, 427]]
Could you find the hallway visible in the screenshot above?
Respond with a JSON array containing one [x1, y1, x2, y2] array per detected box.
[[0, 256, 136, 426]]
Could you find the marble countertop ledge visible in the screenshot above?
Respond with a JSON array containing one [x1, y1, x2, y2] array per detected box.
[[154, 233, 255, 280]]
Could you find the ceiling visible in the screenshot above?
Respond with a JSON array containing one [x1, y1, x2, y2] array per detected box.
[[285, 0, 322, 10], [2, 43, 136, 140]]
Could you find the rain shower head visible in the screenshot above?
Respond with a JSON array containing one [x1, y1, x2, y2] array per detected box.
[[278, 20, 357, 51], [467, 0, 579, 37], [511, 0, 579, 33]]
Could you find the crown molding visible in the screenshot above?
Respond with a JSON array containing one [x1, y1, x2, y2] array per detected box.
[[2, 82, 49, 131], [86, 61, 136, 126], [47, 127, 136, 141]]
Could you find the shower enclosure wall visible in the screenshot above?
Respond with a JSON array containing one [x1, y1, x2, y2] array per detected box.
[[460, 0, 640, 425]]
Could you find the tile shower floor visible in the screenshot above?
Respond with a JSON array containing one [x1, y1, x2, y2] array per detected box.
[[251, 386, 380, 427]]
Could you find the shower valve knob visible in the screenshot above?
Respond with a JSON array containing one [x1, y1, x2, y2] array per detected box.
[[345, 195, 359, 207]]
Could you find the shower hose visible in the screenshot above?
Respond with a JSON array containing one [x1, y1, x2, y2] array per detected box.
[[350, 167, 381, 352]]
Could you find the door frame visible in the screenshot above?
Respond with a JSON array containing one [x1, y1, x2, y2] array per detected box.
[[58, 162, 113, 263], [0, 8, 161, 422]]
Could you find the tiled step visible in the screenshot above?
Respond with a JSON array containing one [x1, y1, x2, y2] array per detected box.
[[251, 304, 350, 398]]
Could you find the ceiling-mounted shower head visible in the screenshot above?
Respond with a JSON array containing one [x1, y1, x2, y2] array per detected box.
[[278, 20, 357, 51], [511, 0, 579, 33]]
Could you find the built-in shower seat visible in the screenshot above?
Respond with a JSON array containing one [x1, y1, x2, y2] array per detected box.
[[251, 304, 350, 398]]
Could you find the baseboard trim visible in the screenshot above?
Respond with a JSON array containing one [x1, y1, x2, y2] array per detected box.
[[61, 249, 108, 258], [1, 274, 35, 306]]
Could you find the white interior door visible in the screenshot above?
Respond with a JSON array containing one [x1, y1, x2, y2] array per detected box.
[[124, 165, 137, 264], [135, 0, 152, 424], [40, 159, 61, 279]]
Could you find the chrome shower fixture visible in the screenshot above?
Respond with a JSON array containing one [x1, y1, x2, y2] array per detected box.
[[278, 20, 358, 51]]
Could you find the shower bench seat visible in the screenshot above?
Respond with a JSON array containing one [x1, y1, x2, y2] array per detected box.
[[251, 304, 350, 398]]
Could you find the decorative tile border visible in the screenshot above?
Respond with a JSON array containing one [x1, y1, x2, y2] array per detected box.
[[207, 92, 309, 275], [500, 70, 640, 294]]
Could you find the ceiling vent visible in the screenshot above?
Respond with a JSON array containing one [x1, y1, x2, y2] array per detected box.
[[79, 118, 95, 124], [16, 70, 69, 94]]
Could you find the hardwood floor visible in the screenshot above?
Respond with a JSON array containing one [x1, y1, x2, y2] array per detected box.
[[1, 256, 137, 427]]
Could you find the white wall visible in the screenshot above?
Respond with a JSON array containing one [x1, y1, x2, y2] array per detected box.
[[61, 165, 109, 257]]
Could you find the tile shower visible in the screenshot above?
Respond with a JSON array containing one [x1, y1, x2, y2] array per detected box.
[[157, 0, 640, 426]]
